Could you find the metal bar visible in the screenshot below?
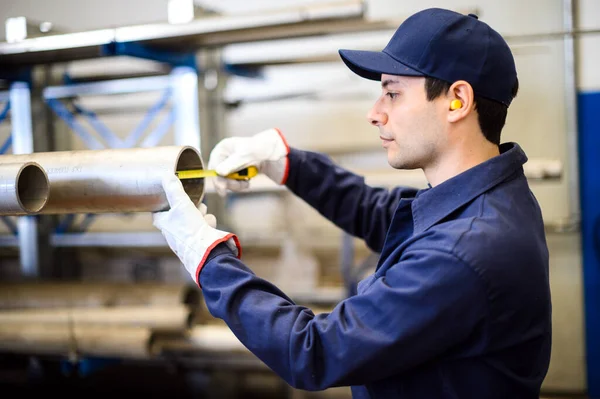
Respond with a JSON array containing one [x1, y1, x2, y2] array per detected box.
[[123, 89, 171, 148], [563, 0, 581, 228], [0, 1, 372, 66], [171, 67, 201, 149], [10, 82, 39, 278], [46, 99, 105, 150], [502, 27, 600, 43], [17, 216, 39, 276], [51, 232, 167, 247], [43, 75, 174, 99], [72, 103, 125, 148], [0, 146, 204, 214], [139, 108, 175, 147], [10, 83, 33, 155], [103, 41, 196, 69]]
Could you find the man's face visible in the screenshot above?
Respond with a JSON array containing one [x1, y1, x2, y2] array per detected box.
[[367, 74, 446, 170]]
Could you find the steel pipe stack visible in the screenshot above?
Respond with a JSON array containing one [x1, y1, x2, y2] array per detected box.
[[0, 145, 204, 215], [0, 282, 202, 359]]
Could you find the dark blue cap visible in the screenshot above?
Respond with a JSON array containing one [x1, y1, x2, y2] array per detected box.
[[339, 8, 517, 106]]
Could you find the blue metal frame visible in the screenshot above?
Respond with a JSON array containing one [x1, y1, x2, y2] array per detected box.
[[43, 64, 199, 234], [0, 99, 16, 235], [46, 99, 105, 150], [101, 41, 197, 70], [0, 101, 11, 155], [0, 66, 32, 84], [578, 91, 600, 399], [46, 91, 174, 151], [46, 86, 174, 233]]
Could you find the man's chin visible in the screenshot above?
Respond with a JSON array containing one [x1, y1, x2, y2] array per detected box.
[[388, 156, 419, 171]]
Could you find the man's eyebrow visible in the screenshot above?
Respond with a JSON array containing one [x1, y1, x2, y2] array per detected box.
[[381, 79, 401, 89]]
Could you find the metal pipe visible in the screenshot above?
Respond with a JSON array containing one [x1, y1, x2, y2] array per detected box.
[[0, 145, 204, 214], [0, 305, 196, 332], [0, 282, 201, 309], [0, 323, 154, 359], [562, 0, 581, 229], [0, 162, 49, 215]]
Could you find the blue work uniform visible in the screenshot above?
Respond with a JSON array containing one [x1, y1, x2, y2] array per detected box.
[[201, 142, 552, 398]]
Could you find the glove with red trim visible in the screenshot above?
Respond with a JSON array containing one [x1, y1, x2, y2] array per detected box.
[[152, 172, 241, 285], [207, 128, 290, 196]]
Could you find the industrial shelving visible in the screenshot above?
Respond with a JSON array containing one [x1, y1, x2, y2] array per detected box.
[[0, 0, 403, 277]]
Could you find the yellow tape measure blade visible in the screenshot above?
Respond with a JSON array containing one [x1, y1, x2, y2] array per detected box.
[[176, 166, 259, 180]]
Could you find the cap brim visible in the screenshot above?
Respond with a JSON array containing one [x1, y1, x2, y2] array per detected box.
[[338, 49, 423, 81]]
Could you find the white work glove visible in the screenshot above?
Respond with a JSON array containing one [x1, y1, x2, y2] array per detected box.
[[207, 128, 290, 197], [152, 172, 241, 286]]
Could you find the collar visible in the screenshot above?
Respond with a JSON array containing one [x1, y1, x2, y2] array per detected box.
[[411, 142, 528, 234]]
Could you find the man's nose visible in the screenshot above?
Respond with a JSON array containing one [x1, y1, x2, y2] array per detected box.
[[367, 100, 387, 126]]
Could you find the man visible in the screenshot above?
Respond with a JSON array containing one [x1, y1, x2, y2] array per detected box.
[[153, 7, 552, 398]]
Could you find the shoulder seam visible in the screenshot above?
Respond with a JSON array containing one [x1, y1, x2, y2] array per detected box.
[[412, 246, 493, 350]]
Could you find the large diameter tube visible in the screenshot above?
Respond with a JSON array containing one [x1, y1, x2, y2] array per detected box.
[[0, 146, 203, 214], [0, 305, 195, 332], [0, 162, 49, 215], [0, 323, 153, 359], [0, 282, 201, 309]]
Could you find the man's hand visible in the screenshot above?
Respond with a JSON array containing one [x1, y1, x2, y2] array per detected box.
[[207, 128, 290, 196], [152, 172, 240, 285]]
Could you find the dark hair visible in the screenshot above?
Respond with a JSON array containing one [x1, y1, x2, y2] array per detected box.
[[424, 77, 519, 145]]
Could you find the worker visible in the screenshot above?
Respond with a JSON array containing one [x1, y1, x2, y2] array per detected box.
[[152, 7, 551, 398]]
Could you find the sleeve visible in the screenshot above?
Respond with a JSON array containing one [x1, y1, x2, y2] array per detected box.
[[200, 244, 488, 391], [284, 148, 418, 252]]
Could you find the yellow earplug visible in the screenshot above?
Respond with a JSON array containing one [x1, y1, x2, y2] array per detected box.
[[450, 99, 462, 110]]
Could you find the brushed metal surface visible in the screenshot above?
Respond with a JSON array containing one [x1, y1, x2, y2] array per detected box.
[[0, 162, 49, 215], [0, 146, 204, 214]]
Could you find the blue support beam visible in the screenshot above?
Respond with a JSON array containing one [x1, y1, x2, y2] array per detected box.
[[139, 107, 175, 147], [123, 88, 172, 148], [0, 101, 10, 122], [46, 99, 105, 150], [223, 63, 263, 79], [0, 67, 32, 84], [101, 41, 197, 70], [1, 216, 17, 235], [0, 101, 12, 155], [72, 102, 125, 148], [578, 91, 600, 399]]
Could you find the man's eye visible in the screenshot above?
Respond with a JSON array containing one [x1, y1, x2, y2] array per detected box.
[[386, 92, 398, 99]]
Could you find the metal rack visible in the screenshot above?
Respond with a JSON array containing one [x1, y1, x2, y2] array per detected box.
[[0, 0, 397, 277]]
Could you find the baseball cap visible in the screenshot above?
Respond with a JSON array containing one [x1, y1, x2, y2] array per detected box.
[[339, 8, 517, 106]]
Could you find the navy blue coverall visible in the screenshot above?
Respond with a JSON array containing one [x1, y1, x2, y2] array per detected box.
[[202, 142, 552, 398]]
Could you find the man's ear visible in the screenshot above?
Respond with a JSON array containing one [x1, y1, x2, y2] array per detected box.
[[447, 80, 475, 123]]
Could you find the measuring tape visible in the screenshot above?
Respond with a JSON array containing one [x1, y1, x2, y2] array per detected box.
[[176, 166, 259, 181]]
